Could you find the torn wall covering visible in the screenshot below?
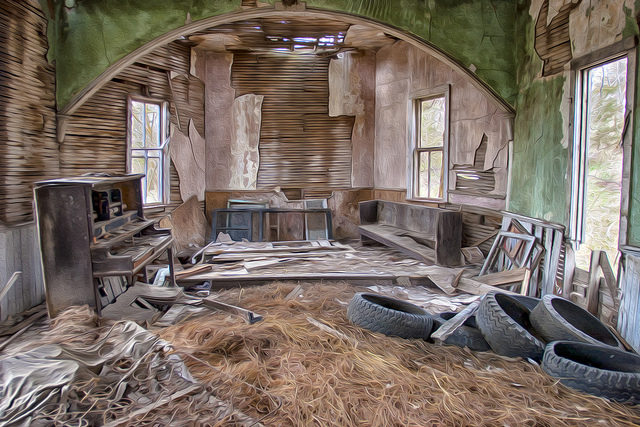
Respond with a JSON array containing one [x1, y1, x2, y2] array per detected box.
[[229, 94, 263, 190], [43, 0, 518, 111], [329, 50, 376, 188], [510, 0, 640, 237], [374, 40, 513, 210], [170, 120, 206, 202]]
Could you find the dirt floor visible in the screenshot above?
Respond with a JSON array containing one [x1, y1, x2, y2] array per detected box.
[[3, 281, 640, 426]]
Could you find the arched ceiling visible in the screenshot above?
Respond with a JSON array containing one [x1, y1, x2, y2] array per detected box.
[[44, 0, 518, 112]]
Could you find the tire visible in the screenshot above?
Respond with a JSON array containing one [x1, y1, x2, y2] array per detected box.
[[347, 293, 433, 339], [530, 295, 622, 348], [510, 295, 540, 311], [433, 312, 490, 351], [542, 341, 640, 403], [476, 292, 545, 360]]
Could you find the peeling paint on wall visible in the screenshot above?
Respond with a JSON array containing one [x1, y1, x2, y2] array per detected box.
[[170, 120, 206, 201], [374, 40, 512, 208], [510, 0, 567, 224], [229, 94, 263, 190], [570, 0, 635, 58], [329, 50, 375, 188], [512, 0, 640, 233]]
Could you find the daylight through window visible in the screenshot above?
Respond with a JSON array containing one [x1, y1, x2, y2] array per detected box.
[[412, 93, 448, 200], [127, 98, 169, 205], [571, 56, 627, 269]]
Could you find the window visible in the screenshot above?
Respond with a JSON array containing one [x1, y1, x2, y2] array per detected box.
[[410, 87, 449, 200], [570, 56, 628, 269], [127, 97, 170, 205]]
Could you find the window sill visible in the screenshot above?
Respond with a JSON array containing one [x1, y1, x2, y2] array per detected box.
[[405, 198, 446, 206]]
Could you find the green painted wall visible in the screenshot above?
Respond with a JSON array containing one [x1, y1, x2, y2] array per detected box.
[[509, 0, 568, 224], [510, 0, 640, 248], [510, 77, 567, 224], [44, 0, 518, 110]]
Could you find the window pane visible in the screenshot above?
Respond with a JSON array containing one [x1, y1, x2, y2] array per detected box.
[[131, 149, 145, 157], [429, 150, 444, 199], [417, 151, 429, 198], [145, 103, 161, 148], [574, 57, 627, 270], [420, 96, 445, 148], [146, 149, 162, 158], [131, 157, 145, 175], [146, 157, 161, 204], [131, 101, 144, 149]]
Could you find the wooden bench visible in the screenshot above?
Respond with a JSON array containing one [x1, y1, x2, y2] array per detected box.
[[358, 200, 463, 267]]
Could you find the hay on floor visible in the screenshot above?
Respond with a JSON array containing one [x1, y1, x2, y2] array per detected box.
[[157, 281, 640, 426]]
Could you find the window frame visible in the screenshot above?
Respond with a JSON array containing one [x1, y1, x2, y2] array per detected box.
[[568, 39, 636, 248], [407, 85, 450, 202], [126, 95, 171, 206]]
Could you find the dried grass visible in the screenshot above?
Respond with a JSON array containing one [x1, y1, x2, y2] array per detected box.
[[159, 281, 640, 426]]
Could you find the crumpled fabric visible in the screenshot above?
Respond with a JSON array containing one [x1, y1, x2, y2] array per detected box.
[[0, 321, 193, 426]]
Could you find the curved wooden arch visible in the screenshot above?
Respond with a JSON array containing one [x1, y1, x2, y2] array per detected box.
[[59, 6, 514, 116]]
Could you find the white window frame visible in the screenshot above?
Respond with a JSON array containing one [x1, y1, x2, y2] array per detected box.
[[126, 96, 171, 206], [407, 85, 450, 202], [568, 39, 635, 248]]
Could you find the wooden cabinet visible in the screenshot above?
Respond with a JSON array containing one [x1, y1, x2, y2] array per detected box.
[[34, 174, 175, 317]]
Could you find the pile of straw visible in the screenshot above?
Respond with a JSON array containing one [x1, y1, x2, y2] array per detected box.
[[159, 282, 640, 426]]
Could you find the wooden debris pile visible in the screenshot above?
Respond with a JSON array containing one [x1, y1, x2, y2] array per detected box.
[[159, 282, 640, 426], [176, 239, 509, 297]]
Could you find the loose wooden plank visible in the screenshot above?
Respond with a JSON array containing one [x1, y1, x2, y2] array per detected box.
[[457, 277, 517, 296], [359, 224, 436, 264], [475, 268, 526, 287], [431, 300, 481, 341], [201, 297, 264, 324]]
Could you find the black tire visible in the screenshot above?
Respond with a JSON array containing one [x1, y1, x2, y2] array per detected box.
[[347, 293, 433, 339], [510, 295, 540, 311], [433, 312, 490, 351], [476, 292, 545, 360], [530, 295, 622, 348], [542, 341, 640, 403]]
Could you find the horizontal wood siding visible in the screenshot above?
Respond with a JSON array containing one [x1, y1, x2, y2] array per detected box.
[[0, 0, 58, 224], [535, 0, 578, 76], [62, 42, 205, 205], [231, 53, 354, 190]]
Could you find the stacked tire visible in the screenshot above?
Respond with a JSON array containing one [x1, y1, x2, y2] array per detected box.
[[346, 291, 640, 403], [475, 291, 640, 403]]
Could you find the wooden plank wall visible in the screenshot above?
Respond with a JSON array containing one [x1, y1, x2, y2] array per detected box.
[[534, 0, 579, 76], [231, 53, 354, 190], [62, 41, 205, 206], [0, 0, 58, 225]]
